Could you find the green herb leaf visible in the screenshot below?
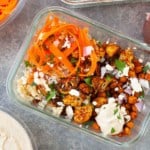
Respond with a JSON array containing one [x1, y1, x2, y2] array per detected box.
[[111, 127, 116, 134], [117, 114, 121, 120], [46, 90, 56, 102], [139, 90, 145, 99], [114, 108, 118, 115], [83, 121, 94, 127], [84, 77, 92, 86], [105, 75, 112, 82], [70, 57, 77, 64], [49, 82, 55, 90], [49, 54, 54, 63], [97, 41, 102, 47], [24, 60, 31, 67], [143, 65, 150, 73], [31, 82, 37, 86], [115, 59, 126, 72]]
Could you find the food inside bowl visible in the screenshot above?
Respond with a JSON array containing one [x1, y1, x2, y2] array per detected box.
[[0, 0, 18, 22], [0, 110, 33, 150], [16, 15, 150, 137]]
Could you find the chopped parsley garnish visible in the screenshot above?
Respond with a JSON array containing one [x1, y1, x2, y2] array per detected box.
[[114, 108, 118, 115], [143, 65, 150, 73], [31, 82, 37, 86], [49, 54, 54, 63], [115, 59, 126, 72], [24, 60, 31, 67], [49, 82, 55, 90], [46, 90, 56, 102], [105, 75, 112, 82], [111, 127, 116, 134], [117, 114, 121, 120], [70, 57, 77, 64], [139, 90, 145, 99], [46, 83, 57, 101], [84, 76, 92, 87], [83, 121, 94, 127], [97, 41, 102, 47]]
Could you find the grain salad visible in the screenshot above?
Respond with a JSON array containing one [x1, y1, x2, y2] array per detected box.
[[17, 15, 150, 137]]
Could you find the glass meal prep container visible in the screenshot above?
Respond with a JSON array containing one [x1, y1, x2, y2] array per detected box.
[[6, 6, 150, 146], [0, 0, 26, 30], [61, 0, 150, 8]]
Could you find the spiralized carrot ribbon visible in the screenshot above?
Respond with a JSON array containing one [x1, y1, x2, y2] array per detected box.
[[0, 0, 18, 22], [26, 16, 98, 77]]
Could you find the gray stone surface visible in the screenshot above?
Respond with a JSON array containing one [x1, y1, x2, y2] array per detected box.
[[0, 0, 150, 150]]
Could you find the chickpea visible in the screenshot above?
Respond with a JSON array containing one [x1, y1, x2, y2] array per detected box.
[[79, 83, 91, 94], [138, 73, 145, 79], [126, 121, 134, 129], [97, 92, 107, 97], [132, 105, 138, 112], [128, 96, 137, 104], [128, 70, 136, 77], [130, 111, 137, 119], [119, 76, 128, 83], [145, 73, 150, 81], [93, 97, 107, 107], [124, 127, 131, 135], [106, 44, 119, 57], [135, 65, 143, 73]]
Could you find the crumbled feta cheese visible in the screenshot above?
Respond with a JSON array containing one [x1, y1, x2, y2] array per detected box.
[[83, 99, 89, 105], [62, 37, 71, 49], [51, 107, 64, 116], [130, 78, 142, 93], [124, 115, 131, 122], [118, 93, 126, 100], [83, 46, 94, 57], [38, 100, 48, 110], [101, 67, 106, 78], [108, 97, 116, 103], [39, 72, 44, 78], [69, 89, 80, 97], [47, 62, 54, 68], [105, 64, 114, 71], [92, 101, 97, 106], [100, 57, 105, 63], [114, 87, 119, 91], [139, 78, 149, 89], [138, 58, 143, 63], [34, 72, 50, 91], [57, 102, 64, 107], [53, 40, 60, 47], [21, 76, 27, 85], [66, 106, 74, 120], [48, 76, 58, 84]]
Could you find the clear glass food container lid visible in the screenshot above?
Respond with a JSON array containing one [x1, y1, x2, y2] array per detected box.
[[6, 6, 150, 147], [61, 0, 150, 8]]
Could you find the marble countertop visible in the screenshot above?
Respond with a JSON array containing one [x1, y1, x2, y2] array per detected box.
[[0, 0, 150, 149]]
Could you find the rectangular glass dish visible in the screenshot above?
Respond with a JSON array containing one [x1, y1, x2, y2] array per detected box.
[[61, 0, 150, 8], [6, 6, 150, 146]]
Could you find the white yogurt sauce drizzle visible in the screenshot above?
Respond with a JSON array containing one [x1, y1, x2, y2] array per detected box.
[[95, 98, 130, 135]]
